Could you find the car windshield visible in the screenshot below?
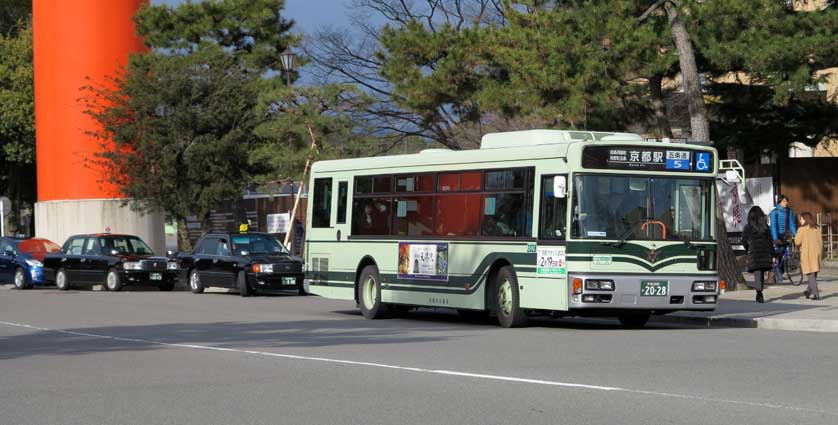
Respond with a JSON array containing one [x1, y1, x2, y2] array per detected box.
[[231, 234, 289, 255], [100, 236, 154, 255], [16, 239, 61, 254], [572, 175, 714, 241]]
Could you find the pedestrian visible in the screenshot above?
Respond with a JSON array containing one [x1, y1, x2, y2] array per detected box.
[[794, 212, 823, 300], [742, 206, 773, 303], [769, 194, 797, 283]]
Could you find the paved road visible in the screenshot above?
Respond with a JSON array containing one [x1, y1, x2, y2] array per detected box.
[[1, 287, 838, 425]]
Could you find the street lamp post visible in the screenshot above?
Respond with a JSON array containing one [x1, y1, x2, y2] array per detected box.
[[280, 48, 295, 87], [278, 48, 305, 251]]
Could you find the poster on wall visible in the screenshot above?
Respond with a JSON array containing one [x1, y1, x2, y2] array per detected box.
[[267, 213, 291, 234], [398, 242, 449, 281], [537, 246, 567, 276]]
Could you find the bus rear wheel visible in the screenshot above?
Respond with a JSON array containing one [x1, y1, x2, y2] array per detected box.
[[495, 266, 527, 328], [358, 265, 389, 319]]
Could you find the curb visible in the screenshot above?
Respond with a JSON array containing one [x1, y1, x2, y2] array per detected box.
[[654, 313, 838, 333], [652, 314, 757, 329]]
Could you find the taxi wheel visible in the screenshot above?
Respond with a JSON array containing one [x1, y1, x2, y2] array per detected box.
[[357, 265, 389, 319], [105, 268, 123, 292], [297, 277, 307, 296], [56, 268, 71, 291], [189, 270, 204, 294], [237, 271, 251, 297], [14, 268, 32, 290], [495, 266, 527, 328]]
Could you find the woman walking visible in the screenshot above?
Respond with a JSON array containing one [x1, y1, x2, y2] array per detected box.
[[794, 212, 823, 300], [742, 206, 773, 303]]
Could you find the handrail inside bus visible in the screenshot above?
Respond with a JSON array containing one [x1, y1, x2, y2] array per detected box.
[[641, 220, 667, 240]]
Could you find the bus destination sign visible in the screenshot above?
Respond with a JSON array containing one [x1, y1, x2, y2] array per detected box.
[[582, 146, 713, 173]]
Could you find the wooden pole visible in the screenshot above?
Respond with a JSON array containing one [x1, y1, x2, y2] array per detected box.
[[283, 122, 318, 248]]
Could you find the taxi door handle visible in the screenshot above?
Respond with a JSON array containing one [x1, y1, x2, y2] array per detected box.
[[80, 258, 87, 263], [212, 259, 219, 264]]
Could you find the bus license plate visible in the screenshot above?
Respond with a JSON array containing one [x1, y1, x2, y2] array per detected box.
[[283, 277, 296, 285], [640, 281, 668, 296], [150, 273, 162, 281]]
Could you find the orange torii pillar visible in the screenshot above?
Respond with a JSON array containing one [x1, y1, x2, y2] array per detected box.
[[33, 0, 164, 251]]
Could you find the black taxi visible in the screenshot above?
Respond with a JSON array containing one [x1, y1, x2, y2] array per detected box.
[[43, 234, 178, 291], [177, 228, 304, 297]]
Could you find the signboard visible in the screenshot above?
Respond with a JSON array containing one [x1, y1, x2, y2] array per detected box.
[[583, 146, 714, 173], [716, 176, 773, 234], [398, 242, 449, 281], [537, 246, 566, 276], [267, 213, 291, 234]]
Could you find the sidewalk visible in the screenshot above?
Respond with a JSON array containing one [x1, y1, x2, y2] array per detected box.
[[658, 265, 838, 332]]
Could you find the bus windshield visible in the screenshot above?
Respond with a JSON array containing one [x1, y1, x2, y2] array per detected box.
[[572, 175, 714, 241]]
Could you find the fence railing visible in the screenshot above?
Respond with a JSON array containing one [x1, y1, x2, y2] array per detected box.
[[817, 213, 836, 260]]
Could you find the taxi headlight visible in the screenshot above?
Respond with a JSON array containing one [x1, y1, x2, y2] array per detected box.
[[25, 259, 43, 267], [167, 262, 178, 270], [123, 262, 142, 271]]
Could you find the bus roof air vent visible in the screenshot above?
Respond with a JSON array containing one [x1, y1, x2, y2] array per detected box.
[[480, 129, 643, 149]]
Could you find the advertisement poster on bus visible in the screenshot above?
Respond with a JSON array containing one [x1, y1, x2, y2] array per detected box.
[[537, 246, 566, 276], [398, 242, 449, 281]]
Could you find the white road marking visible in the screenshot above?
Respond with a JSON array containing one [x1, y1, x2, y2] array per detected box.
[[0, 320, 833, 415]]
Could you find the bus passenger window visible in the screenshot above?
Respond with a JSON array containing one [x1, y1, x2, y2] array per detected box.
[[352, 197, 392, 236], [540, 175, 567, 240], [312, 178, 333, 228], [482, 193, 526, 237]]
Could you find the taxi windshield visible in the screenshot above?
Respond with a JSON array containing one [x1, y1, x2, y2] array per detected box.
[[231, 234, 289, 255], [100, 236, 154, 255]]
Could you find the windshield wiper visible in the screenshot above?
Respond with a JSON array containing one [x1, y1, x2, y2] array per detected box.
[[603, 222, 636, 248], [671, 233, 698, 249]]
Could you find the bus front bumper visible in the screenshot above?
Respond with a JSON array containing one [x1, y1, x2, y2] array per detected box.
[[567, 273, 720, 312]]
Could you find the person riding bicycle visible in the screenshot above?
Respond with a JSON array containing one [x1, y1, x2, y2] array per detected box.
[[769, 194, 797, 283]]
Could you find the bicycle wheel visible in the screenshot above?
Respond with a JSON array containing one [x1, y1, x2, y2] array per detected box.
[[785, 251, 804, 286]]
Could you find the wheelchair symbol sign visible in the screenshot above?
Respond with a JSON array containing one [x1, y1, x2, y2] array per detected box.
[[695, 152, 711, 172]]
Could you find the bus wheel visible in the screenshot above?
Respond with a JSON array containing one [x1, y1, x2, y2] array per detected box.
[[358, 265, 389, 319], [618, 313, 651, 328], [495, 266, 527, 328]]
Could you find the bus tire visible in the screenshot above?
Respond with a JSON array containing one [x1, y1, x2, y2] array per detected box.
[[618, 313, 651, 328], [495, 266, 527, 328], [358, 265, 389, 319]]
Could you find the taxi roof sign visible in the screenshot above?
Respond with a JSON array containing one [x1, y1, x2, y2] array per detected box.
[[239, 224, 249, 233]]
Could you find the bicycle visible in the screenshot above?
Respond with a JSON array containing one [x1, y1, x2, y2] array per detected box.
[[773, 239, 804, 286]]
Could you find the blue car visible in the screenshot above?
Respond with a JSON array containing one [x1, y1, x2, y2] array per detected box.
[[0, 237, 61, 289]]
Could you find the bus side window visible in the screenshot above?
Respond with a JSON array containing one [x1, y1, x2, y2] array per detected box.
[[336, 181, 348, 224], [539, 175, 567, 240], [312, 178, 333, 228]]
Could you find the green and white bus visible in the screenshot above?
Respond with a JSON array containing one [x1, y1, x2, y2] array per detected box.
[[303, 130, 721, 327]]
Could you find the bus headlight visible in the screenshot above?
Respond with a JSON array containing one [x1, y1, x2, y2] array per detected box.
[[585, 279, 615, 291], [692, 281, 717, 292]]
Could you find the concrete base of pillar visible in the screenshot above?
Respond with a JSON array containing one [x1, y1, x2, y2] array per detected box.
[[35, 199, 165, 254]]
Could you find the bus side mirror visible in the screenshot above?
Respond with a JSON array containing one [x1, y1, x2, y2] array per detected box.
[[553, 176, 567, 199], [723, 170, 740, 184]]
